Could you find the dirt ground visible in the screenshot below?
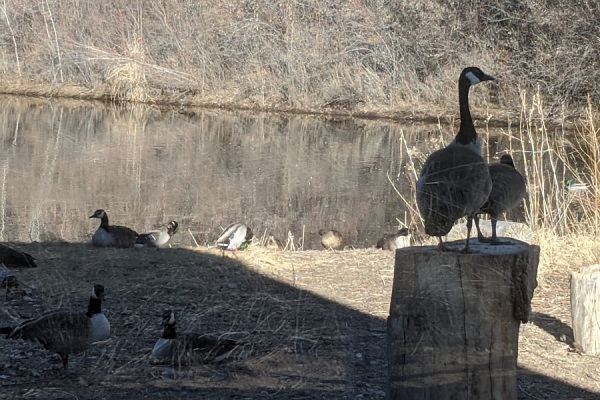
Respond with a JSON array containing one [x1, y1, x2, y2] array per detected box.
[[1, 241, 599, 399]]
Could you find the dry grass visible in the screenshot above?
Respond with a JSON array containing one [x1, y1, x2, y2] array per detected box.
[[0, 1, 597, 118]]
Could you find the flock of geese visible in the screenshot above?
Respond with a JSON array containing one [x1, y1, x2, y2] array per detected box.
[[0, 66, 527, 372]]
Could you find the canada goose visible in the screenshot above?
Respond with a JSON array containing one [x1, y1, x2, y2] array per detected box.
[[89, 209, 138, 248], [475, 154, 527, 245], [318, 229, 343, 250], [0, 243, 37, 268], [376, 228, 411, 251], [416, 67, 494, 253], [135, 220, 179, 248], [0, 284, 110, 370], [216, 223, 253, 254], [150, 310, 241, 366]]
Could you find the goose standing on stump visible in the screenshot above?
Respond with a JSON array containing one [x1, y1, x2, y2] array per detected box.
[[475, 154, 527, 244], [0, 284, 110, 370], [416, 67, 494, 253], [135, 220, 179, 248], [151, 310, 242, 366], [89, 209, 138, 248]]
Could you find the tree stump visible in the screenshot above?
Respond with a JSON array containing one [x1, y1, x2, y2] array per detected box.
[[387, 239, 539, 400], [571, 264, 600, 355]]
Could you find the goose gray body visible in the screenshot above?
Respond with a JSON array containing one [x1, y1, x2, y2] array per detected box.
[[2, 284, 110, 369], [475, 154, 527, 244], [150, 310, 241, 366], [216, 223, 253, 253], [0, 243, 37, 268], [376, 228, 410, 251], [416, 67, 494, 252], [318, 229, 343, 250], [136, 220, 179, 248], [90, 209, 138, 248]]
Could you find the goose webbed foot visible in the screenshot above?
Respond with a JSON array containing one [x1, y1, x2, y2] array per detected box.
[[489, 237, 515, 246]]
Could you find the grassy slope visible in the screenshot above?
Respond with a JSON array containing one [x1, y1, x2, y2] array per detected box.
[[0, 1, 597, 118]]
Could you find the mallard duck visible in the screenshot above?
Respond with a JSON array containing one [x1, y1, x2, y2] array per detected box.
[[0, 243, 37, 268], [216, 223, 253, 254], [0, 284, 110, 370], [135, 220, 179, 248], [89, 209, 138, 248], [475, 154, 527, 245], [416, 67, 494, 253], [318, 229, 343, 250], [150, 310, 241, 366], [376, 228, 411, 251]]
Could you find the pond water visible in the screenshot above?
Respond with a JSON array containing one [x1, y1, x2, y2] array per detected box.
[[0, 96, 520, 250]]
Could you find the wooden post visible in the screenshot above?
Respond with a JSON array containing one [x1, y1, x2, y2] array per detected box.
[[571, 264, 600, 355], [387, 239, 539, 400]]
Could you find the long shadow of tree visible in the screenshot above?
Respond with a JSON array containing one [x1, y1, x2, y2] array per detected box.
[[0, 242, 597, 399]]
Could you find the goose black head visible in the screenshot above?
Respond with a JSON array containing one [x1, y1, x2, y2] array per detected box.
[[92, 284, 105, 301], [167, 221, 179, 235], [500, 154, 515, 168], [89, 209, 106, 219], [461, 67, 495, 86], [161, 310, 176, 326]]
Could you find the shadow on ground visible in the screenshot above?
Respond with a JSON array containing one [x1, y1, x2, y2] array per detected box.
[[0, 242, 597, 399]]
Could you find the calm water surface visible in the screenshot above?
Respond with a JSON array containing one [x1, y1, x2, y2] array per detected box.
[[0, 96, 513, 249]]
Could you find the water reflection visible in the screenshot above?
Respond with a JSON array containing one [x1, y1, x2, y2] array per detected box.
[[0, 96, 506, 249]]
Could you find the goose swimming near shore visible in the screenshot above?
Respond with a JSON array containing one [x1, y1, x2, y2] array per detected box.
[[0, 284, 110, 370], [89, 209, 138, 248], [475, 154, 527, 245], [136, 220, 179, 248], [150, 310, 242, 366], [416, 67, 494, 253]]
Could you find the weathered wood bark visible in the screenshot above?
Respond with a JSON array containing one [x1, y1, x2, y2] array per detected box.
[[387, 239, 539, 400], [571, 264, 600, 356]]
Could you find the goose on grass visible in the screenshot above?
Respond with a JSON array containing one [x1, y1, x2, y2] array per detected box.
[[150, 310, 242, 366], [89, 209, 138, 248], [0, 284, 110, 370]]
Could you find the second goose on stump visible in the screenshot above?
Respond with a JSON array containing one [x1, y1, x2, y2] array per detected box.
[[416, 67, 494, 253], [475, 154, 527, 244]]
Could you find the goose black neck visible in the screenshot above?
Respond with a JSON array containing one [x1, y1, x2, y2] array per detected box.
[[457, 79, 477, 145], [162, 323, 177, 339], [99, 214, 109, 229], [86, 297, 103, 317]]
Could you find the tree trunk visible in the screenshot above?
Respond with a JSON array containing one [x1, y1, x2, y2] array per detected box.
[[387, 239, 539, 400], [571, 264, 600, 355]]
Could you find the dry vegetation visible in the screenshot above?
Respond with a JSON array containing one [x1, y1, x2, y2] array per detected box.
[[0, 1, 598, 118]]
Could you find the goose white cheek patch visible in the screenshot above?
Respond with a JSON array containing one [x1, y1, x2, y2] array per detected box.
[[465, 71, 480, 84]]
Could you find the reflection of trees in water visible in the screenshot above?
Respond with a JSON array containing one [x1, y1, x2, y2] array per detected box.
[[0, 96, 522, 249]]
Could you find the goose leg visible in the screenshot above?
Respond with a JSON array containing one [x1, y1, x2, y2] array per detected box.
[[462, 215, 474, 253], [489, 217, 515, 245], [474, 215, 491, 243]]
